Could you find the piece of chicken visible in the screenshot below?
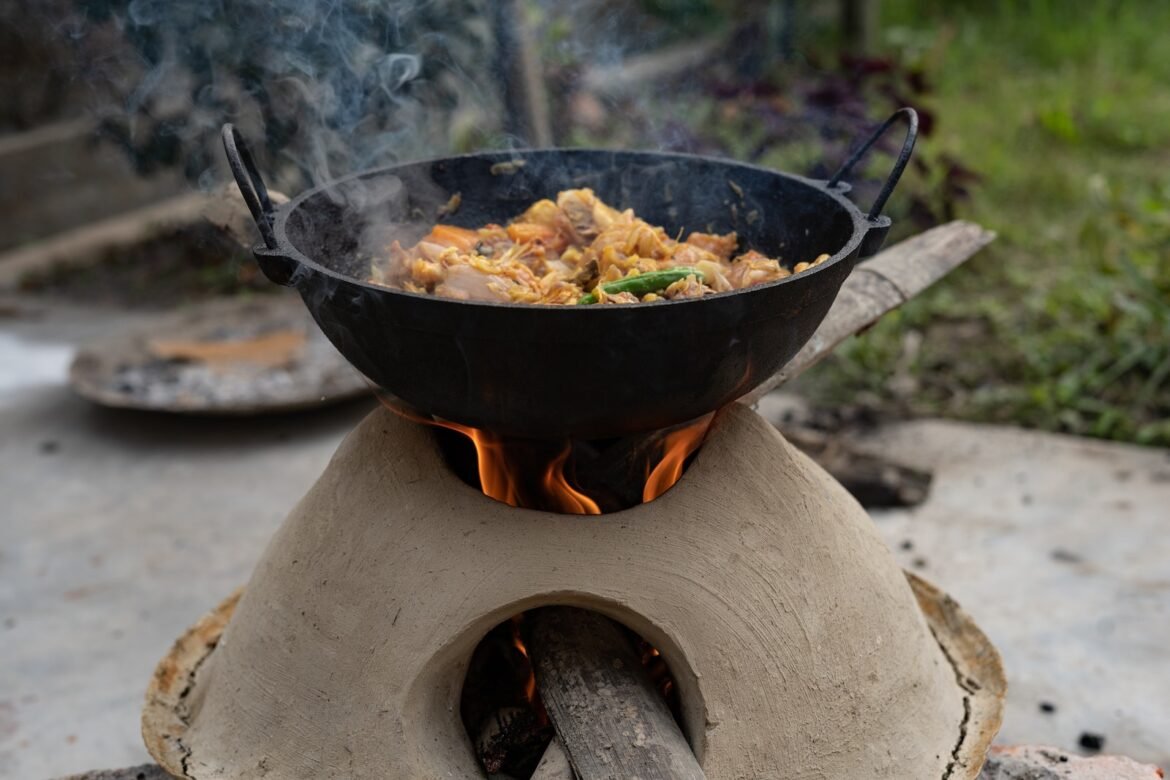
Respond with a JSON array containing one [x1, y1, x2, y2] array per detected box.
[[556, 188, 628, 243]]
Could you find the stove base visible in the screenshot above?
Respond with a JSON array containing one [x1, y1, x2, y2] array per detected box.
[[144, 403, 1004, 778]]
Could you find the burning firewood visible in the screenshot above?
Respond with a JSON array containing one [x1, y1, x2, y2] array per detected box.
[[475, 706, 552, 777], [526, 608, 705, 780]]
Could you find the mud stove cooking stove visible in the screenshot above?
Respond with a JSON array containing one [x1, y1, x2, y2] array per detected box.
[[142, 112, 1003, 779], [142, 401, 1004, 779]]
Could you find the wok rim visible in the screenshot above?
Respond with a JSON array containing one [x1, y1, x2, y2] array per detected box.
[[266, 147, 875, 312]]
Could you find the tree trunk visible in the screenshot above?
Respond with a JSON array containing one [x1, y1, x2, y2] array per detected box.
[[841, 0, 881, 54]]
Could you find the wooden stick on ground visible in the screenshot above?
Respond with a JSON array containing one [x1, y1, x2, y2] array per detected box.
[[743, 219, 996, 403], [527, 607, 706, 780]]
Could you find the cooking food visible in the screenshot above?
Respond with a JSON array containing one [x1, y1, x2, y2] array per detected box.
[[369, 188, 830, 304]]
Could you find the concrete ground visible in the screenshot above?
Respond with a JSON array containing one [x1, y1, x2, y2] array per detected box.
[[1, 298, 1167, 778], [855, 418, 1170, 769], [0, 298, 371, 779]]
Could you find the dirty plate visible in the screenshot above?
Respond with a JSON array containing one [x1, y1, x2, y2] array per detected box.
[[69, 295, 370, 414]]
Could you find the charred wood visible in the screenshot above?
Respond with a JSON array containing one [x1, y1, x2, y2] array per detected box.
[[527, 607, 705, 780]]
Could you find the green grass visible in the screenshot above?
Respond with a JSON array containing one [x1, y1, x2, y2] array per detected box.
[[797, 0, 1170, 445]]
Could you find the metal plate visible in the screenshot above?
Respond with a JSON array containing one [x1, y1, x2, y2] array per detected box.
[[69, 295, 369, 415]]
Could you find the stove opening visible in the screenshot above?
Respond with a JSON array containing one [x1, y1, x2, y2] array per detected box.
[[402, 400, 714, 514], [459, 610, 684, 778]]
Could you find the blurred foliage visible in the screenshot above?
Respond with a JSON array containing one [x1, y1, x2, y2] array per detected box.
[[543, 1, 968, 237], [0, 0, 129, 130], [0, 1, 91, 130], [639, 0, 721, 26], [551, 0, 1170, 446], [796, 0, 1170, 446]]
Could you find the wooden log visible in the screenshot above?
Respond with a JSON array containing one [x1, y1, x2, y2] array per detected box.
[[742, 220, 995, 403], [0, 182, 289, 290], [527, 607, 705, 780], [199, 182, 289, 249], [0, 192, 208, 289]]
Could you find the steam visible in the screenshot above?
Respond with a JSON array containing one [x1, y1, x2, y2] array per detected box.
[[67, 0, 498, 191], [8, 0, 777, 270], [3, 0, 751, 203]]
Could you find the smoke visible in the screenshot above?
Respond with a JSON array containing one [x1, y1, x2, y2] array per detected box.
[[5, 0, 769, 201], [64, 0, 499, 191]]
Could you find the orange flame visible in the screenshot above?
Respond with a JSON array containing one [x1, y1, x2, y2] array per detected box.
[[643, 414, 715, 503], [377, 391, 710, 513], [542, 446, 601, 515], [510, 617, 538, 706], [376, 393, 598, 514], [462, 426, 524, 508]]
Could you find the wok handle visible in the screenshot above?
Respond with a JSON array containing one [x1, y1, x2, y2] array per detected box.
[[829, 107, 918, 221], [221, 123, 278, 250]]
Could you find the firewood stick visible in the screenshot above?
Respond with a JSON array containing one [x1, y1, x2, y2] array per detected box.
[[201, 182, 289, 249], [527, 607, 706, 780]]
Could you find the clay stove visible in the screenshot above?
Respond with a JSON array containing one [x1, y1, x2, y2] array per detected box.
[[142, 401, 1004, 779]]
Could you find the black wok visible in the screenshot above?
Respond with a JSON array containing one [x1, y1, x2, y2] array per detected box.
[[222, 109, 917, 439]]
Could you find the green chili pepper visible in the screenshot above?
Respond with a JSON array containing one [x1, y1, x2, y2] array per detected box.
[[577, 267, 700, 305]]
